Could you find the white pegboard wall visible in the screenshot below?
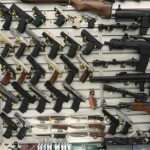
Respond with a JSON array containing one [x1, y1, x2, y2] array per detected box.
[[0, 0, 150, 146]]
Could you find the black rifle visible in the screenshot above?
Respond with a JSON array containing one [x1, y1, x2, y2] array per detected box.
[[81, 29, 102, 55], [90, 72, 150, 91], [42, 32, 64, 59], [26, 55, 46, 85], [11, 82, 36, 113], [32, 6, 46, 27], [28, 83, 53, 113], [14, 113, 30, 140], [45, 81, 70, 113], [61, 31, 81, 58], [0, 3, 12, 30], [63, 82, 86, 112], [98, 23, 140, 32], [0, 112, 18, 139], [93, 58, 138, 68], [112, 5, 150, 35], [102, 109, 119, 135], [10, 4, 33, 33], [104, 34, 150, 72], [103, 84, 148, 102], [0, 84, 19, 114], [60, 55, 79, 84]]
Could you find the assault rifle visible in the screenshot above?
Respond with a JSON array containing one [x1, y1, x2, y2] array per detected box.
[[60, 55, 79, 84], [90, 72, 150, 91], [112, 5, 150, 35], [21, 0, 112, 17], [104, 102, 150, 113], [0, 112, 18, 139], [93, 58, 138, 68], [42, 32, 65, 59], [32, 6, 46, 27], [0, 84, 19, 113], [0, 3, 12, 30], [45, 82, 69, 113], [63, 82, 86, 112], [104, 34, 150, 72], [26, 55, 46, 85], [0, 56, 16, 85], [103, 84, 148, 102], [81, 29, 102, 55], [11, 82, 36, 113], [60, 31, 81, 58]]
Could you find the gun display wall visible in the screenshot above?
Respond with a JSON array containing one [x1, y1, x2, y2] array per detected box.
[[0, 0, 150, 150]]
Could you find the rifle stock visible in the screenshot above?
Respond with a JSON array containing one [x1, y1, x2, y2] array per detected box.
[[21, 0, 112, 17]]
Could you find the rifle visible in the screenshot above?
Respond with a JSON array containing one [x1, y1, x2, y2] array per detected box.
[[0, 56, 16, 85], [45, 81, 69, 113], [104, 34, 150, 72], [0, 31, 15, 58], [60, 55, 79, 84], [32, 6, 46, 27], [14, 113, 31, 140], [11, 82, 36, 113], [12, 56, 31, 85], [112, 5, 150, 35], [10, 4, 33, 33], [21, 0, 112, 17], [28, 83, 53, 113], [0, 84, 19, 113], [98, 23, 140, 32], [81, 29, 102, 55], [60, 31, 81, 58], [102, 109, 119, 135], [0, 112, 18, 139], [103, 84, 148, 102], [104, 102, 150, 113], [45, 55, 63, 85], [0, 3, 12, 30], [76, 53, 94, 83], [63, 82, 86, 112], [25, 27, 46, 57], [93, 58, 138, 68], [26, 55, 46, 85], [42, 32, 65, 59], [90, 72, 150, 92]]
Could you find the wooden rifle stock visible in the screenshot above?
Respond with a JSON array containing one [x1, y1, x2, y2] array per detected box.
[[21, 0, 112, 17]]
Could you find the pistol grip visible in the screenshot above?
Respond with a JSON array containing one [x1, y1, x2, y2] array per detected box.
[[30, 43, 42, 57], [108, 121, 119, 135], [30, 71, 42, 85], [121, 122, 132, 135], [19, 98, 30, 113], [15, 43, 27, 58], [36, 99, 47, 113], [67, 44, 77, 58], [54, 15, 66, 26], [1, 71, 12, 86], [53, 97, 64, 113], [88, 18, 96, 29], [16, 19, 27, 33], [49, 70, 59, 85], [71, 99, 81, 112], [1, 43, 12, 58], [3, 100, 13, 114], [48, 45, 59, 59], [80, 69, 92, 83], [3, 16, 12, 30], [65, 70, 76, 84], [17, 71, 27, 85], [82, 43, 94, 55], [3, 127, 13, 139], [17, 126, 28, 140]]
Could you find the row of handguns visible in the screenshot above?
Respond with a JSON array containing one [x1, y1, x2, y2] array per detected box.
[[1, 2, 150, 35], [0, 112, 105, 140]]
